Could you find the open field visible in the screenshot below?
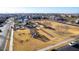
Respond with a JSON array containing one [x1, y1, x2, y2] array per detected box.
[[13, 20, 79, 51]]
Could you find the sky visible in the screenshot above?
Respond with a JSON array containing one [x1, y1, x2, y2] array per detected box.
[[0, 7, 79, 13]]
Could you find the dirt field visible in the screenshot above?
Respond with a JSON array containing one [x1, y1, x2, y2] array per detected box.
[[13, 20, 79, 51]]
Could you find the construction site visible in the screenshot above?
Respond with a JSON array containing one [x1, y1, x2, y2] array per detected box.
[[1, 14, 79, 51]]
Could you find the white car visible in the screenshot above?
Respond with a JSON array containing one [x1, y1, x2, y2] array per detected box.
[[68, 41, 76, 46]]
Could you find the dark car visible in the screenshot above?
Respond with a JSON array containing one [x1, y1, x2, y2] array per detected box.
[[0, 29, 2, 32], [72, 43, 79, 49]]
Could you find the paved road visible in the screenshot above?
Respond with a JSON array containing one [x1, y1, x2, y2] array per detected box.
[[0, 19, 13, 51]]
